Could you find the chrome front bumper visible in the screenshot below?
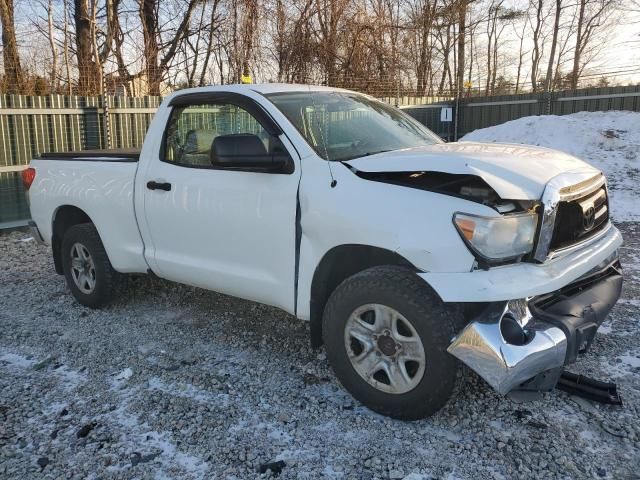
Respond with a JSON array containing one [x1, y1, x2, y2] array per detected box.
[[448, 258, 623, 394], [448, 300, 567, 394]]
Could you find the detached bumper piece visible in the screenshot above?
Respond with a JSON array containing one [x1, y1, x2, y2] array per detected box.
[[448, 259, 622, 395], [556, 371, 622, 405]]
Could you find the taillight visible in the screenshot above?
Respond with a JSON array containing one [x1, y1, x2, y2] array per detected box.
[[22, 167, 36, 190]]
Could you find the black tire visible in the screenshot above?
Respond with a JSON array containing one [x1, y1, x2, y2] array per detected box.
[[61, 223, 119, 308], [322, 265, 462, 420]]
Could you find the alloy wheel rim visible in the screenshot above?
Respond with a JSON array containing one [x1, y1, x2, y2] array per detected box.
[[344, 304, 426, 394], [70, 243, 96, 294]]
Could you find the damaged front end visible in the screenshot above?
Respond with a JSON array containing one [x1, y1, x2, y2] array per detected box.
[[448, 258, 623, 395], [352, 169, 504, 206], [346, 152, 623, 398]]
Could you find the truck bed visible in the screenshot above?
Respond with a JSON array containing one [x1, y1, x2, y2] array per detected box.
[[29, 152, 148, 273], [38, 148, 140, 161]]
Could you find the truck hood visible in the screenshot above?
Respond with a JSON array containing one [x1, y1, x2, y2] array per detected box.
[[344, 142, 600, 200]]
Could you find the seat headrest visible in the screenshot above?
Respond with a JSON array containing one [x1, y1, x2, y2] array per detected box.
[[184, 129, 217, 154]]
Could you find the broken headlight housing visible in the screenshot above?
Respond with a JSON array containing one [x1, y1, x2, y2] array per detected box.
[[453, 212, 538, 262]]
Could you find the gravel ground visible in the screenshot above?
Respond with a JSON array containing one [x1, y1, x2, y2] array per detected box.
[[1, 224, 639, 480]]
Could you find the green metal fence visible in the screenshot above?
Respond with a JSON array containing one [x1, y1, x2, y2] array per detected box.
[[455, 85, 640, 137], [0, 172, 30, 228], [1, 85, 639, 230], [0, 94, 161, 229]]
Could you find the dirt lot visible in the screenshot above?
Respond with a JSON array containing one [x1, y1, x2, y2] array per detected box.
[[1, 223, 639, 479]]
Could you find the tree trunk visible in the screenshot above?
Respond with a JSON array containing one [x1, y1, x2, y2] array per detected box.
[[74, 0, 99, 94], [544, 0, 562, 93], [90, 0, 103, 94], [140, 0, 160, 95], [200, 0, 221, 86], [485, 7, 493, 95], [47, 0, 58, 91], [456, 0, 466, 97], [64, 0, 72, 95], [0, 0, 24, 93], [514, 21, 525, 93], [570, 0, 586, 89], [530, 0, 543, 92]]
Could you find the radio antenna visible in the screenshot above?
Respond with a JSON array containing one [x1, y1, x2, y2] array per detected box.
[[308, 84, 337, 188]]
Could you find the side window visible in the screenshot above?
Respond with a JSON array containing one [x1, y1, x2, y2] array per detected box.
[[163, 103, 272, 167]]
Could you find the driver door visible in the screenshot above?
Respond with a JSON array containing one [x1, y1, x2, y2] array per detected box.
[[141, 97, 300, 313]]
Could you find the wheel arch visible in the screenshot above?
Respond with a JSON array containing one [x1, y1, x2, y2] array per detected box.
[[309, 244, 417, 349], [51, 205, 94, 274]]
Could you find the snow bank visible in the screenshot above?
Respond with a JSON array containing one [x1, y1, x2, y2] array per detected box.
[[461, 111, 640, 222]]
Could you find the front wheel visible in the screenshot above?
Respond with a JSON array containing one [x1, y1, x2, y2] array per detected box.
[[61, 223, 119, 308], [322, 266, 462, 420]]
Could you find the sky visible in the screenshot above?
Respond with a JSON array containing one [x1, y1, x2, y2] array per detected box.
[[8, 0, 640, 88]]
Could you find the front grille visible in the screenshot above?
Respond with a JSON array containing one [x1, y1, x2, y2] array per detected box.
[[549, 185, 609, 250]]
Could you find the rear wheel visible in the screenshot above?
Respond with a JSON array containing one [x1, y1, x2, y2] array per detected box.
[[322, 266, 462, 420], [61, 223, 119, 308]]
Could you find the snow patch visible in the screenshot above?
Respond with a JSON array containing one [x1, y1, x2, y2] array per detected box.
[[602, 350, 640, 377], [53, 364, 87, 390], [0, 352, 36, 368], [147, 377, 230, 406], [115, 367, 133, 381], [105, 376, 210, 477], [0, 352, 85, 389], [618, 298, 640, 307], [598, 321, 614, 335], [617, 354, 640, 368]]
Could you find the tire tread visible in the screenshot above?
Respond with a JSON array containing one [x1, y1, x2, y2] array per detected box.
[[322, 265, 462, 420], [61, 223, 120, 308]]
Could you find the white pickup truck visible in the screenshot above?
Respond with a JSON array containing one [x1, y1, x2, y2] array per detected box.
[[24, 84, 623, 419]]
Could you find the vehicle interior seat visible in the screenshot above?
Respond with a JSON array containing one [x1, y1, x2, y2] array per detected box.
[[183, 129, 218, 166]]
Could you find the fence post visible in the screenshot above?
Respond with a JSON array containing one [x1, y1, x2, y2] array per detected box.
[[102, 74, 111, 149], [542, 91, 552, 115], [453, 96, 460, 141]]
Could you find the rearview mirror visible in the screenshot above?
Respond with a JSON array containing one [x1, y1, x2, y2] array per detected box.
[[211, 134, 292, 173]]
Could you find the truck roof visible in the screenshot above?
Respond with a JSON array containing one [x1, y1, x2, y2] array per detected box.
[[249, 83, 348, 94], [165, 83, 350, 99]]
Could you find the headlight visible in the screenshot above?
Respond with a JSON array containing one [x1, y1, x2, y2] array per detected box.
[[453, 212, 538, 262]]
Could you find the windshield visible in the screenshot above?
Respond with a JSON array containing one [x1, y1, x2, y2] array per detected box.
[[265, 91, 442, 161]]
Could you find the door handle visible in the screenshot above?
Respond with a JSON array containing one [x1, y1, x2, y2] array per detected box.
[[147, 180, 172, 191]]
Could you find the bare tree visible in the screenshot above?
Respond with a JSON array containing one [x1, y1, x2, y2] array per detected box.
[[0, 0, 24, 92], [315, 0, 349, 84], [139, 0, 199, 95], [543, 0, 563, 92], [408, 0, 438, 95], [63, 0, 72, 94], [1, 0, 634, 97], [74, 0, 100, 93], [513, 11, 528, 92], [569, 0, 616, 88], [271, 0, 315, 82], [46, 0, 58, 90], [484, 1, 503, 94], [455, 0, 470, 96]]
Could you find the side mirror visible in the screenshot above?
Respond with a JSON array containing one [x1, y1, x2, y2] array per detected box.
[[211, 134, 292, 173]]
